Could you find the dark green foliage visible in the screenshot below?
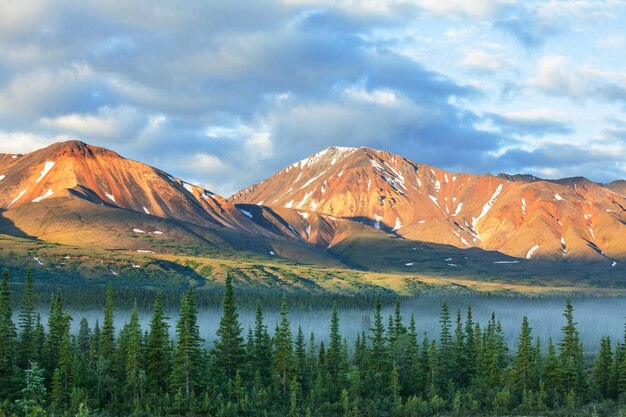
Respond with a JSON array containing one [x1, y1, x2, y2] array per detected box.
[[0, 270, 17, 398], [3, 274, 626, 417], [212, 275, 245, 389]]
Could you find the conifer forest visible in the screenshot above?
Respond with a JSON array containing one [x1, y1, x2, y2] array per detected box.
[[2, 270, 626, 417]]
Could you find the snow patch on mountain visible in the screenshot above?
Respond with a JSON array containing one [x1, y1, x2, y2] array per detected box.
[[526, 244, 540, 259], [36, 161, 55, 183], [238, 208, 253, 219], [374, 214, 383, 229], [32, 189, 54, 202], [472, 184, 503, 235], [8, 189, 27, 208], [392, 217, 402, 232]]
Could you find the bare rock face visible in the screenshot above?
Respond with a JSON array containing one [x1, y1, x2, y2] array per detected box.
[[231, 146, 626, 261], [0, 140, 265, 235]]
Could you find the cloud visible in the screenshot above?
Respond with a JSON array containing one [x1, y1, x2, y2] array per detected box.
[[40, 106, 144, 139], [460, 50, 512, 73], [489, 108, 574, 136], [528, 55, 626, 103], [416, 0, 512, 18], [0, 0, 625, 193]]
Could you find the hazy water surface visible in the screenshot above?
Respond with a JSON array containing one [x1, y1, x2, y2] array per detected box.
[[25, 294, 626, 354]]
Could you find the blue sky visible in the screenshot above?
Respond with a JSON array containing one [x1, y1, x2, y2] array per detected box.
[[0, 0, 625, 195]]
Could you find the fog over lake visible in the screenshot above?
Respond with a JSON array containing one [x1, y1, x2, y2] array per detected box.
[[23, 294, 626, 354]]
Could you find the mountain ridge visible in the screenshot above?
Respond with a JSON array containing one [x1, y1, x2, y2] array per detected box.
[[1, 140, 625, 290]]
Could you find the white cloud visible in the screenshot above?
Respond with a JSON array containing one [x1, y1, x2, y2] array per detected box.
[[502, 108, 568, 124], [528, 55, 626, 102], [0, 132, 60, 154], [460, 50, 511, 72], [596, 35, 626, 48], [40, 106, 142, 138], [416, 0, 514, 18]]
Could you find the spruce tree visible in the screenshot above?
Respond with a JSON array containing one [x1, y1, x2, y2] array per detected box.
[[0, 270, 17, 398], [17, 361, 47, 416], [542, 338, 561, 406], [18, 270, 37, 369], [593, 336, 613, 399], [213, 275, 245, 387], [327, 304, 342, 388], [146, 292, 170, 393], [274, 296, 294, 397], [125, 303, 143, 404], [512, 316, 536, 401], [437, 303, 452, 390], [369, 299, 389, 397], [100, 282, 115, 362], [559, 299, 586, 399], [170, 287, 203, 402], [253, 300, 272, 384], [43, 289, 70, 379]]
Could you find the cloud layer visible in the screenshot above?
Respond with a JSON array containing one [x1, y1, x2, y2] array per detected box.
[[0, 0, 625, 195]]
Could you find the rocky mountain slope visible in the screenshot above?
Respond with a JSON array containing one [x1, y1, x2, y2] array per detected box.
[[231, 146, 626, 262]]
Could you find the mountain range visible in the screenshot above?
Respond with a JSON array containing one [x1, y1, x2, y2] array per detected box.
[[1, 140, 624, 293]]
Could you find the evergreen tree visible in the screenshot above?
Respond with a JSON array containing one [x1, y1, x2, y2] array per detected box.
[[559, 299, 586, 399], [18, 270, 37, 369], [43, 289, 70, 379], [146, 293, 170, 393], [125, 303, 144, 404], [512, 316, 536, 401], [369, 299, 389, 397], [327, 304, 342, 393], [295, 326, 309, 392], [100, 282, 115, 362], [275, 296, 294, 397], [17, 361, 47, 416], [170, 288, 203, 403], [253, 300, 272, 384], [0, 270, 17, 398], [452, 308, 466, 386], [593, 336, 613, 399], [213, 275, 245, 387], [437, 303, 452, 390], [542, 338, 561, 406], [77, 318, 91, 355]]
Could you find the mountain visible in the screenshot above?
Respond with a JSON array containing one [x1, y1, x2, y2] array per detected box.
[[231, 146, 626, 262], [1, 140, 625, 292], [0, 141, 342, 269]]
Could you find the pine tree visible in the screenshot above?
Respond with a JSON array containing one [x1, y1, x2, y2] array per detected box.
[[146, 292, 170, 393], [170, 288, 203, 403], [559, 299, 586, 399], [43, 289, 70, 379], [464, 306, 477, 381], [437, 303, 452, 390], [512, 316, 536, 401], [327, 304, 342, 393], [369, 299, 389, 396], [452, 308, 466, 386], [17, 361, 47, 416], [0, 270, 17, 398], [274, 296, 293, 397], [125, 303, 144, 404], [593, 336, 613, 399], [253, 300, 272, 384], [18, 270, 37, 369], [213, 275, 245, 388], [77, 318, 91, 355], [100, 282, 115, 362], [295, 326, 309, 392], [543, 338, 561, 406]]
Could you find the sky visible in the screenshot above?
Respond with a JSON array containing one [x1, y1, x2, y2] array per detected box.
[[0, 0, 625, 196]]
